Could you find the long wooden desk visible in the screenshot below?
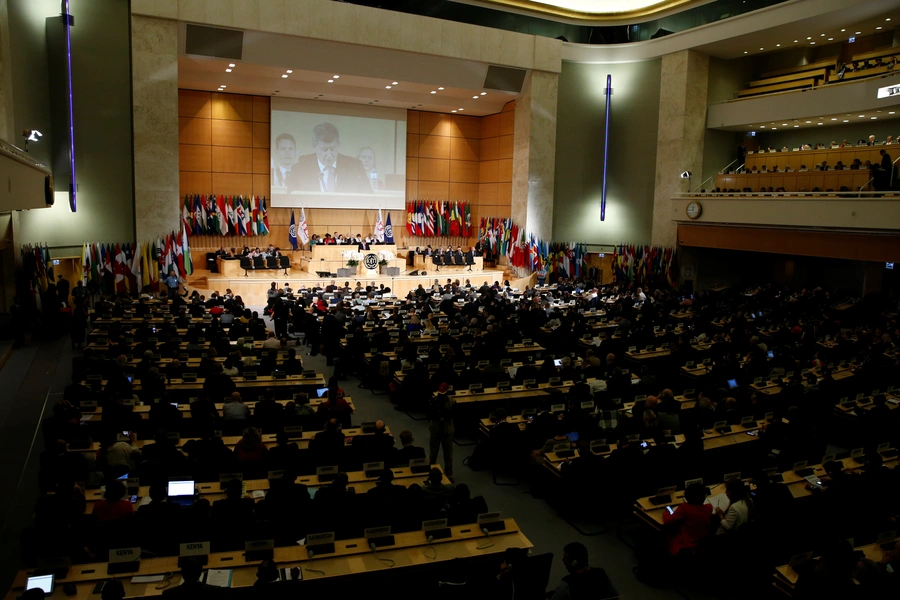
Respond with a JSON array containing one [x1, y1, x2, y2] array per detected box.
[[78, 397, 352, 424], [715, 171, 871, 193], [80, 374, 326, 394], [5, 519, 531, 599]]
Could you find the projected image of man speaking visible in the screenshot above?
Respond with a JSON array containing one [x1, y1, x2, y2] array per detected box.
[[288, 122, 371, 194]]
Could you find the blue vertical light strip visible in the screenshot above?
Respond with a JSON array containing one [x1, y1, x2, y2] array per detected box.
[[63, 0, 77, 212], [600, 74, 611, 221]]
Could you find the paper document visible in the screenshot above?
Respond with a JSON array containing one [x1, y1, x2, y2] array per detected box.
[[279, 567, 302, 581], [705, 493, 730, 511], [131, 575, 165, 584], [251, 490, 265, 499], [204, 569, 233, 587]]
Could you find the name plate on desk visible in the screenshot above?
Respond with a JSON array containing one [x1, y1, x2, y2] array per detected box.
[[243, 372, 257, 381], [580, 400, 595, 410], [850, 447, 865, 458], [307, 532, 335, 546], [723, 472, 741, 481], [81, 400, 97, 410], [121, 398, 135, 406], [477, 512, 506, 531], [180, 541, 210, 557], [877, 442, 891, 452], [317, 465, 338, 481], [410, 457, 430, 473], [550, 403, 565, 413], [423, 518, 449, 532], [268, 470, 285, 480], [684, 478, 703, 488], [126, 477, 140, 491], [245, 539, 275, 561], [364, 462, 385, 477], [109, 547, 140, 563], [423, 518, 452, 540], [364, 526, 392, 539]]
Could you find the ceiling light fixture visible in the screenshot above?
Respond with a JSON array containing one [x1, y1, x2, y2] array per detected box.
[[776, 44, 781, 47], [794, 125, 799, 128], [860, 115, 865, 117], [806, 120, 811, 123], [794, 40, 798, 42], [831, 118, 837, 120], [887, 18, 892, 21], [810, 42, 816, 45], [890, 111, 896, 115], [228, 63, 235, 68], [392, 81, 398, 85], [877, 26, 883, 30], [828, 38, 833, 41], [843, 119, 849, 122], [430, 90, 437, 94], [855, 31, 861, 34], [225, 68, 232, 72], [480, 92, 487, 96], [807, 37, 811, 40], [281, 74, 288, 78], [451, 110, 457, 113], [385, 85, 391, 89], [872, 117, 878, 119], [841, 29, 846, 32], [327, 79, 334, 83], [333, 75, 339, 79], [760, 47, 764, 50], [220, 85, 226, 88], [472, 96, 479, 99], [744, 51, 748, 54], [817, 123, 823, 125], [771, 127, 777, 130], [438, 87, 444, 90], [458, 108, 464, 111], [286, 70, 293, 74]]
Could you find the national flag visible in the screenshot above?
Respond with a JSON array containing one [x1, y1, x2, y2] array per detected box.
[[114, 243, 126, 292], [259, 197, 270, 235], [81, 243, 90, 286], [242, 196, 252, 235], [231, 196, 242, 234], [201, 195, 210, 233], [181, 226, 193, 276], [449, 202, 459, 236], [183, 195, 192, 234], [385, 212, 394, 244], [425, 202, 434, 236], [193, 195, 203, 235], [174, 231, 185, 277], [90, 243, 100, 288], [140, 243, 151, 289], [375, 208, 385, 242], [289, 210, 299, 250], [226, 195, 236, 232], [406, 201, 414, 236], [464, 202, 471, 237], [298, 207, 309, 244], [250, 196, 259, 236], [216, 194, 228, 235]]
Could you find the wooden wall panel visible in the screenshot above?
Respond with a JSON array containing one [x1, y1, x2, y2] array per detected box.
[[678, 224, 900, 262], [179, 90, 514, 250]]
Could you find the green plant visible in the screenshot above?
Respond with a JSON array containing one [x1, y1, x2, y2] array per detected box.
[[347, 259, 359, 267], [378, 259, 389, 266]]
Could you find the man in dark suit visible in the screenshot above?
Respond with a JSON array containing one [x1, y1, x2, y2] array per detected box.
[[357, 235, 370, 251], [272, 133, 297, 187], [287, 123, 371, 194], [162, 557, 221, 598]]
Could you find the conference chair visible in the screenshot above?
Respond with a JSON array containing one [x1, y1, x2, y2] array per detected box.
[[253, 256, 265, 270], [442, 254, 453, 266], [453, 253, 463, 266], [239, 257, 252, 277], [266, 256, 278, 270], [465, 254, 475, 272], [431, 255, 442, 271], [279, 256, 290, 275]]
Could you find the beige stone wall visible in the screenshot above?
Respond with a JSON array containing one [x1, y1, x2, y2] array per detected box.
[[513, 70, 559, 241], [652, 50, 709, 247], [131, 0, 561, 73], [132, 15, 180, 242]]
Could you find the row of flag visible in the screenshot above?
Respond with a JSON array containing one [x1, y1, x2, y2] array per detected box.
[[611, 245, 678, 287], [288, 208, 395, 249], [525, 236, 590, 278], [21, 244, 55, 311], [406, 200, 471, 237], [79, 227, 194, 295], [182, 194, 270, 237], [480, 217, 521, 258]]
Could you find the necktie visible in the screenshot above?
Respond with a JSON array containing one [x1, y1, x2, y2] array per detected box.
[[325, 166, 336, 192]]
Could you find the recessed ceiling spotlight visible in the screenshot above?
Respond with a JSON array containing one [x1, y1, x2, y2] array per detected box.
[[327, 79, 334, 83], [887, 18, 892, 21], [782, 123, 787, 126], [820, 34, 825, 37], [480, 92, 487, 96], [872, 117, 878, 119], [828, 38, 833, 41], [228, 63, 235, 67], [877, 26, 884, 30], [817, 123, 823, 125], [458, 108, 464, 111], [859, 115, 865, 117], [281, 74, 288, 78], [333, 75, 339, 79], [807, 37, 811, 40], [890, 111, 897, 115], [451, 110, 457, 113], [220, 85, 226, 88], [843, 119, 849, 122], [794, 125, 799, 128], [225, 68, 232, 72], [841, 29, 846, 32], [771, 127, 777, 130], [776, 44, 781, 47], [760, 47, 764, 50], [744, 51, 748, 54], [831, 118, 837, 120], [430, 91, 437, 94], [760, 125, 766, 128], [286, 70, 293, 74], [438, 87, 444, 90], [794, 40, 799, 43], [855, 31, 861, 34], [385, 85, 391, 89], [392, 81, 398, 85], [806, 120, 811, 123], [472, 96, 479, 99], [810, 42, 816, 45]]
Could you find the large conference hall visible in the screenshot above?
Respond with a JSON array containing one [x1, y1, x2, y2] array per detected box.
[[2, 0, 900, 598]]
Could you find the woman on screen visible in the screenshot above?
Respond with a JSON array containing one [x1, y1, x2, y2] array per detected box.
[[358, 147, 382, 191]]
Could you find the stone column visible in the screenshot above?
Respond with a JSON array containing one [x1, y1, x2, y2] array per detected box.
[[651, 50, 709, 247], [512, 70, 558, 241], [131, 15, 180, 243]]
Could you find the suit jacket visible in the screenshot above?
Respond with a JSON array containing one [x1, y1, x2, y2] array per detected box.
[[272, 166, 291, 187], [358, 241, 370, 251], [287, 154, 370, 194]]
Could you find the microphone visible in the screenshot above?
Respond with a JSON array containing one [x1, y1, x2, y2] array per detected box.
[[370, 542, 395, 567], [304, 549, 324, 575], [425, 535, 437, 560], [476, 527, 495, 550]]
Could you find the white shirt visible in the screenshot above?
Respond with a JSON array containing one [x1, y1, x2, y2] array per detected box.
[[717, 498, 750, 534], [274, 165, 290, 186], [318, 159, 335, 192]]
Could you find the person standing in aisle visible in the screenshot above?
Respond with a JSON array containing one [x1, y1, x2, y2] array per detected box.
[[427, 382, 456, 478]]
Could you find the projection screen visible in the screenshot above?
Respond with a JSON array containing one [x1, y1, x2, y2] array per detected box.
[[269, 97, 406, 209]]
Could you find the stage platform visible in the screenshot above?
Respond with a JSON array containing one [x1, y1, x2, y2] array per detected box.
[[186, 267, 526, 306]]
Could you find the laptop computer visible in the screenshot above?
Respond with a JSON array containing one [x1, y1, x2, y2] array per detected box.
[[167, 480, 195, 506]]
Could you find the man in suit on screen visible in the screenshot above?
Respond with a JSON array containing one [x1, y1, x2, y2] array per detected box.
[[287, 123, 371, 194], [272, 133, 297, 187]]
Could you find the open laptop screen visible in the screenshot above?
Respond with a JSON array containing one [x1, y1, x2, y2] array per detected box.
[[167, 481, 194, 497]]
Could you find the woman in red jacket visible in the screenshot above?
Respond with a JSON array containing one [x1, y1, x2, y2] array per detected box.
[[234, 427, 268, 463], [661, 483, 712, 556]]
